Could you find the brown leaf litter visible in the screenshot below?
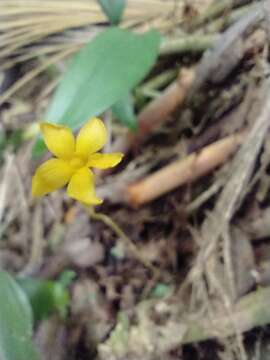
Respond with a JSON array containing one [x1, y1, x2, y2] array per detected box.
[[2, 1, 270, 360]]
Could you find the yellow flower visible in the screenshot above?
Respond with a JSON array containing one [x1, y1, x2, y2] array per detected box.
[[32, 117, 123, 205]]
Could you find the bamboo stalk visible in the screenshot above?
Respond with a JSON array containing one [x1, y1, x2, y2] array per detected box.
[[111, 68, 195, 154], [131, 68, 195, 146], [126, 131, 245, 206]]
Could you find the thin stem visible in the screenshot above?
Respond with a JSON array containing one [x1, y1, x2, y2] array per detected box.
[[159, 34, 217, 56], [137, 68, 178, 94], [85, 206, 158, 276]]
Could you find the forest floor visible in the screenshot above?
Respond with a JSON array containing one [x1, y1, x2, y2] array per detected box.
[[1, 1, 270, 359]]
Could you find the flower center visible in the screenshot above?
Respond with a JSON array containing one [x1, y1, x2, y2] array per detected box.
[[70, 156, 85, 169]]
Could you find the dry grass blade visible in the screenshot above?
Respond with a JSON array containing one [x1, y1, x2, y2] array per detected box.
[[0, 0, 211, 68], [0, 0, 215, 103], [0, 0, 182, 55], [0, 47, 77, 106], [0, 155, 14, 225], [0, 0, 177, 103], [185, 77, 270, 352]]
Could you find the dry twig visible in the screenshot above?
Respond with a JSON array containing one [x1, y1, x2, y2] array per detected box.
[[126, 131, 244, 206]]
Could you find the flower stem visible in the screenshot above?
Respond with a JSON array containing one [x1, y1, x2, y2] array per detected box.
[[85, 206, 158, 275]]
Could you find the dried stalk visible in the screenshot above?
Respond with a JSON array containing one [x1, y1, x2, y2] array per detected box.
[[187, 78, 270, 317], [99, 287, 270, 360], [126, 131, 244, 207], [112, 68, 195, 154]]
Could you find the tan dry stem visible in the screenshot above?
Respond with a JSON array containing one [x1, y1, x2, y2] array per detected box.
[[126, 131, 245, 206], [111, 68, 195, 154], [130, 68, 195, 148]]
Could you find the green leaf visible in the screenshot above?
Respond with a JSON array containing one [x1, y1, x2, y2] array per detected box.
[[110, 242, 125, 259], [150, 283, 172, 298], [32, 27, 160, 157], [57, 270, 76, 288], [0, 130, 24, 160], [0, 271, 39, 360], [98, 0, 126, 25], [112, 93, 137, 131], [17, 277, 70, 322], [0, 129, 5, 161], [32, 137, 47, 158]]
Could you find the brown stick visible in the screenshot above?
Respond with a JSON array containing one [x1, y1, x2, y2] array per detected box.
[[126, 131, 245, 206], [111, 68, 194, 153], [112, 26, 263, 154], [132, 68, 195, 146]]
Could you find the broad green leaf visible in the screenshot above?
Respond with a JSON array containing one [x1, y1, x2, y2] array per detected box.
[[32, 28, 160, 157], [17, 277, 70, 322], [98, 0, 126, 25], [0, 271, 39, 360], [112, 93, 137, 131]]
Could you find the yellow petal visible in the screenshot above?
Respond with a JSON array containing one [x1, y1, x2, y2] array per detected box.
[[32, 158, 74, 197], [67, 167, 103, 205], [87, 152, 123, 169], [40, 122, 75, 160], [75, 118, 107, 158]]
